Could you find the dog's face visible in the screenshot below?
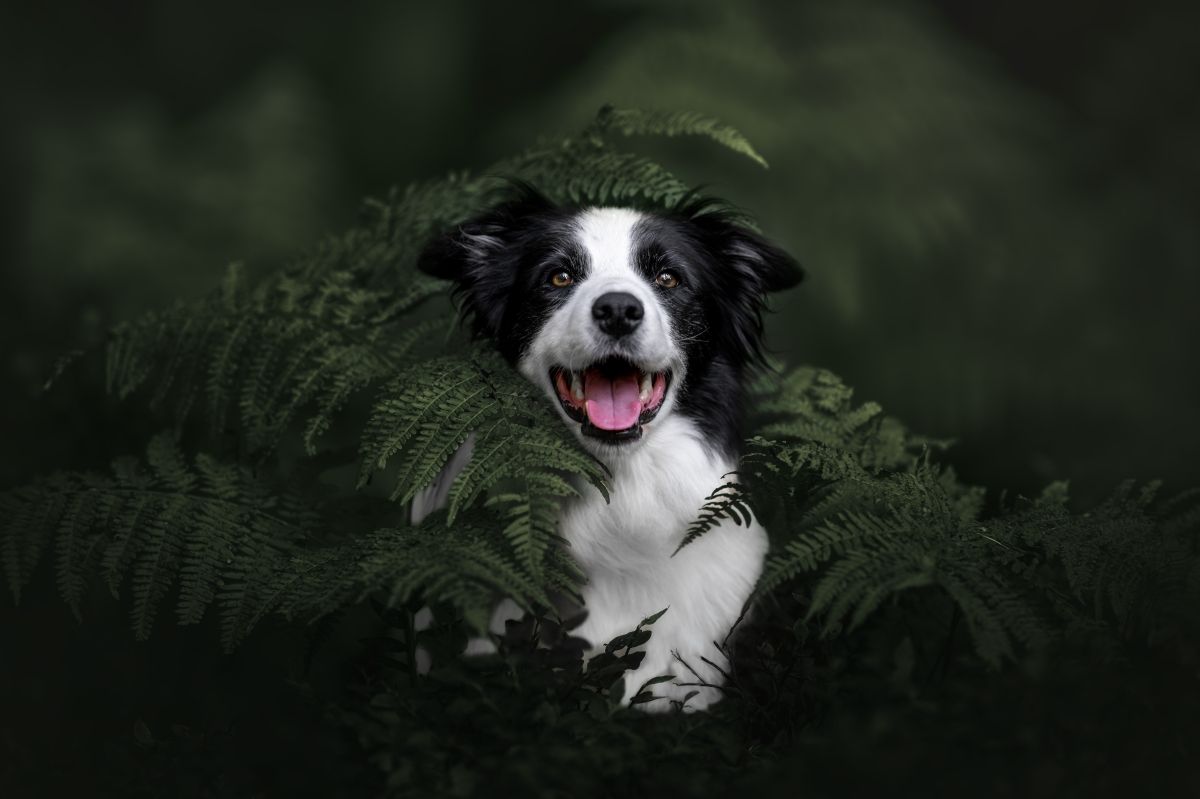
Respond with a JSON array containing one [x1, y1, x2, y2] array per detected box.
[[420, 188, 801, 457]]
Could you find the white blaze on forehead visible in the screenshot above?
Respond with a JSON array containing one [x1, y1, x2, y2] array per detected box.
[[574, 207, 646, 282], [517, 203, 687, 451]]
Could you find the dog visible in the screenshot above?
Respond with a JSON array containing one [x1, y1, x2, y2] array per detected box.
[[416, 184, 802, 711]]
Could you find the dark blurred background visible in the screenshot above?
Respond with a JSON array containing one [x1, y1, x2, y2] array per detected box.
[[2, 0, 1197, 508]]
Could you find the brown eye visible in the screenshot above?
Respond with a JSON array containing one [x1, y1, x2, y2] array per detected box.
[[656, 272, 679, 288], [550, 271, 573, 288]]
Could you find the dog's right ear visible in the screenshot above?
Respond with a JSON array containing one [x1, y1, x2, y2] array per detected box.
[[419, 213, 514, 339], [418, 184, 555, 340]]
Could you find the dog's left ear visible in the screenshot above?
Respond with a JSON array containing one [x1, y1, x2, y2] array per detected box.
[[683, 209, 803, 365], [676, 197, 803, 296], [723, 226, 804, 295]]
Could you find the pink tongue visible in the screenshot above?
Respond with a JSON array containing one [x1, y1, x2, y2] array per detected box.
[[584, 370, 642, 431]]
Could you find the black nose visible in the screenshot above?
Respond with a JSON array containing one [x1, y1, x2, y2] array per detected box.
[[592, 292, 644, 338]]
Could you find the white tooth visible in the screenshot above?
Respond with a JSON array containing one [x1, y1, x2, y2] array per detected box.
[[571, 373, 584, 401], [639, 373, 652, 402]]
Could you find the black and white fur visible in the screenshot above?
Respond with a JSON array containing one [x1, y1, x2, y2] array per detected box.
[[418, 186, 802, 711]]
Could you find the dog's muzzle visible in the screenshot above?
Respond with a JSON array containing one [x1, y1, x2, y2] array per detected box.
[[550, 356, 670, 443]]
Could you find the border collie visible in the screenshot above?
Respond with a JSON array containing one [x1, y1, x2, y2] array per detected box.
[[417, 185, 802, 711]]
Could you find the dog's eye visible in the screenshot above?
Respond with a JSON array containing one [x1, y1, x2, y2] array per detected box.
[[549, 271, 573, 288], [655, 272, 679, 288]]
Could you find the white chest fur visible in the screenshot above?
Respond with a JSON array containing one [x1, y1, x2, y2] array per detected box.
[[561, 414, 768, 712]]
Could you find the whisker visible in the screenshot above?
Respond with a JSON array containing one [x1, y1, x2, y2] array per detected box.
[[673, 326, 710, 343]]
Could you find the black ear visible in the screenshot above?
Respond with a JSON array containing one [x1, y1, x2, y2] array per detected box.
[[668, 195, 804, 366], [717, 225, 803, 366], [726, 226, 804, 294], [418, 184, 556, 339], [670, 193, 803, 294], [418, 213, 513, 339]]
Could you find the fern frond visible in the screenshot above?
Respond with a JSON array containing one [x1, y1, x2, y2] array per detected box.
[[262, 509, 582, 637], [495, 143, 692, 208], [585, 104, 769, 168], [676, 363, 1057, 663], [988, 479, 1200, 651], [357, 349, 494, 497], [106, 254, 452, 460], [673, 482, 752, 555], [1157, 487, 1200, 538], [54, 488, 120, 619], [491, 105, 769, 208], [680, 435, 874, 556], [749, 365, 936, 472], [0, 433, 316, 640], [360, 346, 607, 576]]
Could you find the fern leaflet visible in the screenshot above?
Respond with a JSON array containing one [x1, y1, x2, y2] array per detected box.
[[359, 346, 609, 575], [0, 433, 316, 646]]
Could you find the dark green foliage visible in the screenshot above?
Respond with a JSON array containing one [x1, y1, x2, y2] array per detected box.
[[0, 432, 317, 648], [494, 104, 757, 209], [589, 106, 769, 168], [686, 363, 1200, 671], [987, 479, 1200, 662], [261, 509, 585, 637], [338, 600, 756, 799], [356, 345, 608, 575], [749, 364, 941, 471], [104, 257, 451, 459]]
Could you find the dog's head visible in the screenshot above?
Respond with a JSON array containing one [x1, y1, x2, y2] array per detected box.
[[420, 185, 802, 456]]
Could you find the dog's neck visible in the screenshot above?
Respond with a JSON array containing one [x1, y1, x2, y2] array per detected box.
[[590, 412, 733, 481], [563, 412, 738, 569]]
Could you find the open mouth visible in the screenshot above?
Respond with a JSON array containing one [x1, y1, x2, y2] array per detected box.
[[550, 357, 670, 443]]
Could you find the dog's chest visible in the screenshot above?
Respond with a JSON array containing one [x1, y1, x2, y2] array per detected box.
[[557, 416, 730, 573]]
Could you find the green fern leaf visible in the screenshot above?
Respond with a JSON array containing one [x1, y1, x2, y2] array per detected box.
[[0, 434, 317, 643], [54, 487, 119, 620], [360, 347, 607, 575], [587, 104, 770, 168], [263, 508, 578, 638]]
